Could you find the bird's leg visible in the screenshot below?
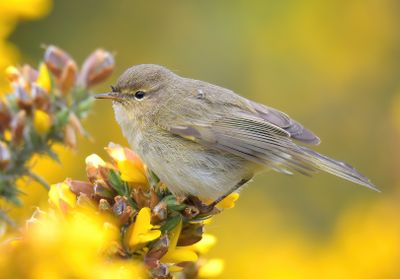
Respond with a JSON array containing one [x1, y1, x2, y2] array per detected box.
[[206, 178, 250, 209], [186, 178, 250, 214]]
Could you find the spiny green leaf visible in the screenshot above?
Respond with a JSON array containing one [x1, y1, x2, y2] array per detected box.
[[160, 214, 182, 233]]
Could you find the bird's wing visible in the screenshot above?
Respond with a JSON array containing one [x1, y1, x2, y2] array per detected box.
[[163, 111, 318, 175], [161, 111, 377, 190], [248, 101, 320, 145]]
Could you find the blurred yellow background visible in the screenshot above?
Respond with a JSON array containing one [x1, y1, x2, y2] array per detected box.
[[3, 0, 400, 278]]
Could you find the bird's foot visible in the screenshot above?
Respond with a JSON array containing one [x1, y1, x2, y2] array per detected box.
[[185, 195, 218, 215]]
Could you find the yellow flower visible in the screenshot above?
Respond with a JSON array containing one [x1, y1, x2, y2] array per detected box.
[[161, 220, 198, 267], [216, 192, 239, 209], [106, 143, 148, 185], [48, 182, 76, 213], [33, 109, 51, 135], [126, 207, 161, 249], [191, 233, 217, 255], [85, 154, 106, 168], [4, 65, 20, 83], [35, 63, 51, 92], [0, 0, 52, 20], [0, 204, 145, 279], [3, 130, 11, 141], [198, 258, 224, 278], [118, 160, 148, 184]]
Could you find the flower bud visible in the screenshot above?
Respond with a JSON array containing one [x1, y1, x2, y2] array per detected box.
[[44, 45, 74, 78], [5, 66, 21, 83], [177, 223, 204, 246], [0, 100, 11, 131], [78, 49, 114, 88], [31, 84, 50, 110], [65, 178, 94, 197], [11, 111, 26, 144], [0, 141, 11, 170], [59, 60, 78, 94], [35, 63, 51, 93], [21, 64, 39, 83], [33, 109, 52, 135], [15, 85, 32, 110], [85, 154, 106, 183], [48, 182, 77, 213]]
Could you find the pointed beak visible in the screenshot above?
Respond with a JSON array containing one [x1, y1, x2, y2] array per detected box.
[[94, 92, 123, 100]]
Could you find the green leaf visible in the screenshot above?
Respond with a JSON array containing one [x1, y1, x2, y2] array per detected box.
[[148, 170, 160, 188], [160, 214, 182, 233], [108, 169, 125, 195], [55, 107, 70, 127], [162, 195, 186, 211]]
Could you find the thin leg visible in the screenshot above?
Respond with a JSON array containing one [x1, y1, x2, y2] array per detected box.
[[206, 178, 250, 209], [186, 178, 251, 214]]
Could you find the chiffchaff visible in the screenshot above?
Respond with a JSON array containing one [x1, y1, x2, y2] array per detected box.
[[96, 64, 377, 203]]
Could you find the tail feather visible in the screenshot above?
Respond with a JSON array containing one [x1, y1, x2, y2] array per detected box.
[[300, 147, 379, 192]]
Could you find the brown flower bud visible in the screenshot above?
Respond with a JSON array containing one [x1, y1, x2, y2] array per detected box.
[[65, 178, 94, 197], [144, 235, 169, 269], [132, 188, 150, 209], [44, 45, 75, 78], [15, 85, 32, 111], [59, 60, 78, 94], [150, 190, 160, 209], [11, 111, 26, 144], [21, 64, 39, 83], [78, 49, 114, 88], [152, 201, 168, 223], [31, 84, 50, 111], [0, 100, 11, 132], [0, 141, 11, 170], [113, 196, 136, 225], [98, 198, 112, 211], [177, 223, 204, 246]]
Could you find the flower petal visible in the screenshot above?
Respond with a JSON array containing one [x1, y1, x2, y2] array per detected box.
[[118, 160, 147, 184], [128, 207, 160, 247], [198, 258, 224, 278], [137, 230, 161, 244], [33, 109, 51, 135], [216, 192, 239, 209], [162, 247, 198, 263], [36, 63, 51, 92]]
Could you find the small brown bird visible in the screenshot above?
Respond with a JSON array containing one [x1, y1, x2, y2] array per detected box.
[[96, 64, 377, 205]]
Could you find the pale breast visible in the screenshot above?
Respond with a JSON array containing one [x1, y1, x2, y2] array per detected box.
[[136, 131, 257, 199]]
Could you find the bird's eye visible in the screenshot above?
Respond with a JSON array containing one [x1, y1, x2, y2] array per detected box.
[[134, 91, 146, 100]]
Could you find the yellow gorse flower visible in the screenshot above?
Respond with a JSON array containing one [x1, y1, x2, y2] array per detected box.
[[216, 192, 239, 209], [33, 109, 51, 135], [191, 233, 217, 255], [161, 220, 198, 266], [126, 207, 161, 249], [198, 258, 224, 278], [35, 63, 51, 92], [0, 205, 145, 279], [48, 182, 76, 213], [106, 143, 148, 185], [85, 153, 106, 168]]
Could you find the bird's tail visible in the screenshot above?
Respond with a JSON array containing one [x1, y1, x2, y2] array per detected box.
[[300, 147, 379, 191]]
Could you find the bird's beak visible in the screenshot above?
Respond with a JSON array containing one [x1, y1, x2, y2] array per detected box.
[[94, 92, 123, 100]]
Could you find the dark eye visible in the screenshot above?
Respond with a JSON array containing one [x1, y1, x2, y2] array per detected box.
[[134, 91, 146, 100]]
